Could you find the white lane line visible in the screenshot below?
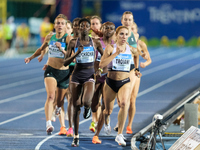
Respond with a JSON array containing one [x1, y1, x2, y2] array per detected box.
[[0, 108, 44, 126], [138, 64, 200, 97], [0, 49, 199, 105], [0, 77, 43, 90], [142, 51, 200, 75], [0, 48, 190, 90], [0, 133, 33, 136], [0, 135, 69, 138], [0, 49, 198, 148], [151, 47, 189, 62], [0, 88, 46, 104], [35, 133, 59, 150], [0, 48, 165, 81], [35, 117, 92, 150], [0, 68, 42, 80], [34, 64, 200, 150], [1, 50, 199, 104], [147, 47, 167, 56], [113, 63, 200, 108]]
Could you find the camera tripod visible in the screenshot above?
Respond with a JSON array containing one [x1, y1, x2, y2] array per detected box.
[[146, 119, 166, 150]]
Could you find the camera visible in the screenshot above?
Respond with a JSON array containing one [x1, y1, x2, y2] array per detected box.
[[154, 114, 163, 120]]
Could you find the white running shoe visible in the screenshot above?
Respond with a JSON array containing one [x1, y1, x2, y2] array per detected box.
[[55, 106, 61, 117], [104, 124, 111, 135], [46, 125, 54, 135], [115, 134, 126, 146], [51, 111, 56, 122]]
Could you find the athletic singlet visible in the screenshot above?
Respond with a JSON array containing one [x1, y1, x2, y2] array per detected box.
[[96, 37, 115, 61], [48, 33, 68, 59], [127, 32, 137, 65], [108, 44, 132, 72], [74, 37, 95, 67], [127, 32, 137, 48]]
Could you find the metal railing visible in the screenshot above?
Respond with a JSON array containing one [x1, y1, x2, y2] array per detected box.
[[131, 87, 200, 150]]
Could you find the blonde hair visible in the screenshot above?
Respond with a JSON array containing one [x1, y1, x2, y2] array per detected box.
[[90, 15, 102, 23], [132, 22, 138, 29], [66, 20, 72, 28], [121, 11, 134, 22], [54, 14, 68, 24]]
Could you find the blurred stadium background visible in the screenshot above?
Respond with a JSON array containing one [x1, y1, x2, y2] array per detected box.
[[0, 0, 200, 55]]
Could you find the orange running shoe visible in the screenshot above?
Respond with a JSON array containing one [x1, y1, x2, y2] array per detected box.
[[92, 136, 102, 144], [58, 126, 67, 135], [126, 126, 133, 134]]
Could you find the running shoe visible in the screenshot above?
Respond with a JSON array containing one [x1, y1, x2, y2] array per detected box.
[[58, 126, 68, 135], [51, 110, 56, 122], [67, 127, 73, 137], [55, 106, 61, 117], [71, 138, 79, 147], [113, 123, 118, 132], [83, 107, 91, 119], [126, 126, 133, 134], [46, 125, 54, 135], [115, 134, 126, 146], [92, 136, 102, 144], [113, 126, 118, 132], [89, 121, 96, 132], [104, 124, 111, 135]]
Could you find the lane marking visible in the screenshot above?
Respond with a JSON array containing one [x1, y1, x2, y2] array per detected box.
[[0, 77, 43, 90], [35, 118, 92, 150], [0, 48, 194, 91], [1, 51, 200, 104], [35, 133, 59, 150], [0, 88, 46, 104], [142, 51, 200, 75], [138, 63, 200, 97], [113, 63, 200, 108], [0, 68, 42, 80], [151, 47, 189, 62], [0, 108, 44, 126], [35, 64, 200, 150], [0, 49, 198, 149]]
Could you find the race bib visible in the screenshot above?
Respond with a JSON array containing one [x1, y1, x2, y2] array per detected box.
[[48, 41, 66, 58], [75, 46, 95, 63], [112, 54, 132, 71]]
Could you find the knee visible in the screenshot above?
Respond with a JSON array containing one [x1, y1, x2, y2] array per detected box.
[[120, 101, 126, 108], [103, 108, 112, 115], [130, 100, 135, 108], [119, 100, 129, 109], [47, 93, 55, 102]]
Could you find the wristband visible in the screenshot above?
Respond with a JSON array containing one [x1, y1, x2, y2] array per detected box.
[[98, 68, 103, 73], [134, 68, 140, 72], [59, 47, 63, 51]]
